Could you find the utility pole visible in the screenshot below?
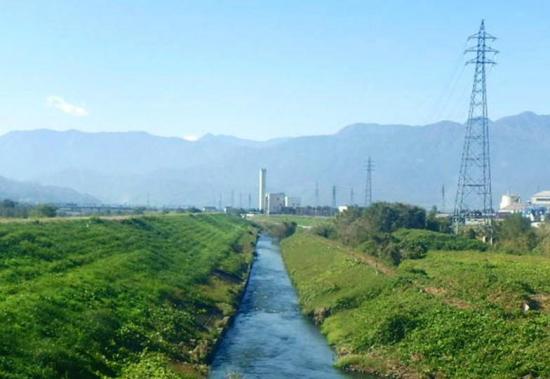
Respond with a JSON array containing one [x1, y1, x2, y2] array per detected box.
[[350, 187, 355, 205], [315, 181, 320, 207], [441, 184, 446, 213], [365, 157, 373, 207], [454, 20, 498, 234], [231, 190, 235, 208], [332, 185, 337, 209], [248, 193, 252, 210]]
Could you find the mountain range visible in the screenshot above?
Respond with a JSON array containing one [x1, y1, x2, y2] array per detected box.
[[0, 111, 548, 209]]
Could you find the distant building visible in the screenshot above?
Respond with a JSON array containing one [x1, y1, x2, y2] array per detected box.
[[284, 196, 301, 208], [498, 194, 525, 214], [202, 206, 217, 212], [266, 193, 285, 214], [259, 168, 267, 213], [531, 191, 550, 208], [338, 205, 349, 213]]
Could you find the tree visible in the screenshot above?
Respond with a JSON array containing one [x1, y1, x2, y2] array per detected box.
[[495, 214, 537, 253], [31, 204, 58, 218]]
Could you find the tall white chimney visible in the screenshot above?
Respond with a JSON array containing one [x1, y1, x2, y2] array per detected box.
[[259, 168, 266, 212]]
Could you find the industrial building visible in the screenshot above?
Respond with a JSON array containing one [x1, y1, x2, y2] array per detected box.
[[284, 196, 301, 208], [257, 168, 302, 215], [497, 192, 549, 224], [498, 194, 524, 214], [531, 191, 550, 207], [266, 193, 286, 214]]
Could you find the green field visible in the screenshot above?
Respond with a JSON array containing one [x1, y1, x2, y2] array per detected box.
[[0, 214, 257, 378], [281, 231, 550, 378]]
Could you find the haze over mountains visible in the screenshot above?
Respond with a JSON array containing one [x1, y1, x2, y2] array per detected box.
[[0, 176, 98, 204], [0, 111, 547, 208]]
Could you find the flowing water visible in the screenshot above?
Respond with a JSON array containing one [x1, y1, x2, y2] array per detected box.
[[209, 233, 355, 379]]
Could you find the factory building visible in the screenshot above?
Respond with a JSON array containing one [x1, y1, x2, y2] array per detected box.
[[531, 191, 550, 208], [266, 193, 285, 214], [284, 196, 301, 208], [498, 194, 524, 214], [257, 168, 300, 215]]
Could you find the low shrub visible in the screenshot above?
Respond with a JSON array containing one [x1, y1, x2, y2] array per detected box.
[[393, 228, 486, 252]]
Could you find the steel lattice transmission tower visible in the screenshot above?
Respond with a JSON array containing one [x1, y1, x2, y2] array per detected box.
[[364, 157, 373, 207], [315, 181, 320, 207], [454, 20, 498, 227]]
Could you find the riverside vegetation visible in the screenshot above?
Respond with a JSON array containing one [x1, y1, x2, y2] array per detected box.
[[0, 214, 257, 379], [281, 203, 550, 378]]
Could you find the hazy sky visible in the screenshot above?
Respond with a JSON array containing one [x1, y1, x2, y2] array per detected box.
[[0, 1, 548, 140]]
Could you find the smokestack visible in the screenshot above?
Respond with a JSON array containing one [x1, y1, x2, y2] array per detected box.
[[259, 168, 267, 212]]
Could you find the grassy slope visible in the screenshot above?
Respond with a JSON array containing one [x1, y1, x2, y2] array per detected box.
[[0, 214, 257, 379], [281, 232, 550, 378], [250, 214, 331, 228]]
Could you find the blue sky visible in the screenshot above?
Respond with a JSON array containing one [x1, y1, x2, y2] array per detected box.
[[0, 1, 548, 140]]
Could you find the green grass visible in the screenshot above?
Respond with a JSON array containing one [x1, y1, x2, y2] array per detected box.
[[250, 214, 332, 228], [281, 231, 550, 379], [0, 214, 257, 379]]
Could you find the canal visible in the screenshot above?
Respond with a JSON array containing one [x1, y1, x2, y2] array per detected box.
[[209, 233, 352, 379]]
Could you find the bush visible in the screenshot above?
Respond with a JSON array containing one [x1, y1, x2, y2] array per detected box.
[[311, 223, 337, 239], [261, 221, 297, 239], [495, 214, 538, 253], [397, 238, 428, 260], [380, 242, 403, 265], [30, 204, 57, 218], [393, 229, 487, 252], [374, 313, 419, 345]]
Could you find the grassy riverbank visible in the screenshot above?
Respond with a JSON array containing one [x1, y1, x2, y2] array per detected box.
[[250, 214, 332, 228], [0, 214, 257, 378], [281, 231, 550, 378]]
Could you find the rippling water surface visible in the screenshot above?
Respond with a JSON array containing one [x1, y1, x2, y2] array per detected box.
[[209, 233, 353, 379]]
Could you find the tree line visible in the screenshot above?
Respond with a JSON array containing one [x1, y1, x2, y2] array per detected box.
[[0, 199, 57, 218], [312, 202, 549, 265]]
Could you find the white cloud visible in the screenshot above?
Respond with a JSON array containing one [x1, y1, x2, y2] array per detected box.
[[47, 96, 89, 117]]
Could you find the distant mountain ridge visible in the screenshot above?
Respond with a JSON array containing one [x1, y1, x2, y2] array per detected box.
[[0, 111, 548, 208], [0, 176, 98, 204]]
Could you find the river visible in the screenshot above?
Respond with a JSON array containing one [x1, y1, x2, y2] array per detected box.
[[209, 233, 354, 379]]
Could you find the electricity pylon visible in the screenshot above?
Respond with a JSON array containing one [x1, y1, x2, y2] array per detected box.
[[454, 20, 498, 231], [365, 157, 373, 207]]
